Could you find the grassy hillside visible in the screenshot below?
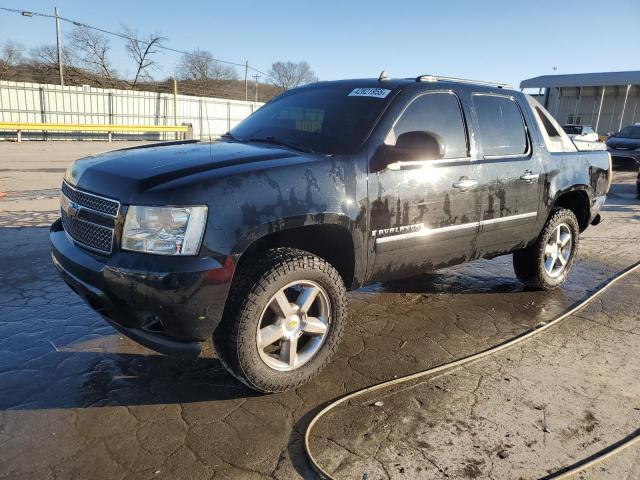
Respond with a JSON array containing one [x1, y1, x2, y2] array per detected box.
[[0, 63, 281, 102]]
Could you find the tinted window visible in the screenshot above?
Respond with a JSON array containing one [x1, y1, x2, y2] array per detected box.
[[473, 95, 527, 156], [534, 108, 561, 138], [390, 92, 468, 159], [617, 126, 640, 139], [230, 85, 394, 155], [562, 125, 582, 135]]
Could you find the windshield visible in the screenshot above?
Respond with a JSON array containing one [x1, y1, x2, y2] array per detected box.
[[229, 84, 395, 155], [616, 125, 640, 139], [563, 125, 582, 135]]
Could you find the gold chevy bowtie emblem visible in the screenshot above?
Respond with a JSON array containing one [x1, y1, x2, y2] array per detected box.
[[288, 319, 298, 329]]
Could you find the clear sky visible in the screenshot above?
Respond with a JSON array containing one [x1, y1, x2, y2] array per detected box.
[[1, 0, 638, 88]]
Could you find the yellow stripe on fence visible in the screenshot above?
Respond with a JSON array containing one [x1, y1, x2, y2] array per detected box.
[[0, 122, 190, 142]]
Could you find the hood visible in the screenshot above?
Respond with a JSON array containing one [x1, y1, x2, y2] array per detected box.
[[65, 141, 303, 201], [606, 136, 640, 150]]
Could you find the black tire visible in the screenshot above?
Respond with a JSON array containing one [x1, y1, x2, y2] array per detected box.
[[213, 247, 347, 393], [513, 208, 580, 290]]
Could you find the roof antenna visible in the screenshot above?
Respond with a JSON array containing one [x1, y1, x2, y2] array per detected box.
[[378, 70, 390, 82]]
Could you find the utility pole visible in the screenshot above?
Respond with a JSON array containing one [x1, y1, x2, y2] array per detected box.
[[54, 7, 64, 86], [244, 61, 248, 101], [253, 73, 260, 102]]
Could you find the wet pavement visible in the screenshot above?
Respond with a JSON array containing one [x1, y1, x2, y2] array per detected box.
[[0, 143, 639, 479]]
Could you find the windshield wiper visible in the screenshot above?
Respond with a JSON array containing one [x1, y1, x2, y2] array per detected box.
[[248, 136, 322, 155], [220, 132, 245, 143]]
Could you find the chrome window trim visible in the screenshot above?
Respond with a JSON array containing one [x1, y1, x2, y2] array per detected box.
[[483, 152, 530, 160], [62, 180, 121, 218], [385, 89, 472, 161], [374, 211, 538, 245], [386, 156, 471, 170]]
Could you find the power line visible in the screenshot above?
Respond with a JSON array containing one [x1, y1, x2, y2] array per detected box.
[[0, 6, 273, 79]]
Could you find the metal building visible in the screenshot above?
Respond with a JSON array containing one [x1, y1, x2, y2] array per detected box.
[[520, 71, 640, 135]]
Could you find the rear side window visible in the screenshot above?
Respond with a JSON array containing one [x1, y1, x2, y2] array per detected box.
[[473, 95, 527, 157], [526, 96, 576, 153], [539, 108, 564, 138], [388, 92, 468, 159]]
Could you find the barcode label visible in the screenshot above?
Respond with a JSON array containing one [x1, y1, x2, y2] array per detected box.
[[348, 88, 391, 98]]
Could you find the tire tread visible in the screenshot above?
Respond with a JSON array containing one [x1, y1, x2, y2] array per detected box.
[[513, 208, 580, 290], [213, 247, 347, 393]]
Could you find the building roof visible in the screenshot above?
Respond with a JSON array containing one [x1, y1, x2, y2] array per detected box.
[[520, 71, 640, 89]]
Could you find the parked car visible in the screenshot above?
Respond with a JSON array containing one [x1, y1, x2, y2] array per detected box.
[[606, 123, 640, 168], [51, 75, 612, 392], [562, 124, 599, 142]]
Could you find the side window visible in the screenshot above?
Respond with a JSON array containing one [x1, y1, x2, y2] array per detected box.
[[473, 95, 528, 157], [388, 92, 468, 159], [535, 106, 562, 139]]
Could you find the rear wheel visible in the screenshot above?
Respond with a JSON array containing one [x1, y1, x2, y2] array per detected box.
[[513, 208, 580, 290], [213, 247, 347, 392]]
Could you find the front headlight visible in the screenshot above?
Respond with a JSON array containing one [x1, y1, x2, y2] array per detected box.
[[122, 205, 207, 255]]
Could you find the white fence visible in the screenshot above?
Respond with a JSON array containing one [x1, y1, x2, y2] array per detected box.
[[0, 80, 263, 141]]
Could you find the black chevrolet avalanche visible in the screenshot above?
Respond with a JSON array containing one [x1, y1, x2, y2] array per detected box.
[[51, 75, 612, 392]]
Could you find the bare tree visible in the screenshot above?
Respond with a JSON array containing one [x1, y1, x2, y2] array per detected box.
[[121, 25, 166, 86], [29, 43, 102, 85], [68, 25, 116, 81], [30, 44, 70, 69], [0, 41, 25, 80], [267, 61, 315, 90], [176, 49, 238, 81]]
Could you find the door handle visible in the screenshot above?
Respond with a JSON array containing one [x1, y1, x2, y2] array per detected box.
[[452, 178, 478, 190], [520, 171, 539, 183]]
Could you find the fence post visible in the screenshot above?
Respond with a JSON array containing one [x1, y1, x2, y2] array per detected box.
[[173, 79, 178, 140], [108, 92, 114, 141], [108, 92, 114, 124], [39, 87, 47, 140], [199, 98, 203, 140], [227, 101, 231, 132]]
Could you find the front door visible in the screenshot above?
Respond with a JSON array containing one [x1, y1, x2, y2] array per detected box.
[[470, 93, 543, 256], [368, 90, 481, 283]]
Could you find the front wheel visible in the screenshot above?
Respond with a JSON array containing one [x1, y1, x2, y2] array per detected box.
[[213, 247, 347, 392], [513, 208, 580, 290]]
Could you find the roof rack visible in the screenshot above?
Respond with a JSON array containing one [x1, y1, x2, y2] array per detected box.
[[415, 75, 512, 89]]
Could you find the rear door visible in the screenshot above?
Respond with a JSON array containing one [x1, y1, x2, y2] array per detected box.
[[471, 93, 543, 256], [368, 89, 481, 282]]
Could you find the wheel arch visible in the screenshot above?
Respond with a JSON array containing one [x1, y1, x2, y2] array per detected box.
[[231, 214, 360, 290], [550, 186, 591, 232]]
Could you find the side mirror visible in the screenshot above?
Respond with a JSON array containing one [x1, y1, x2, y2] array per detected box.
[[371, 131, 445, 171], [395, 131, 444, 156]]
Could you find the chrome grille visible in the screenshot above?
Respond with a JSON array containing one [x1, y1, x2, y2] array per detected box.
[[60, 182, 118, 254], [61, 181, 120, 217], [61, 209, 114, 254]]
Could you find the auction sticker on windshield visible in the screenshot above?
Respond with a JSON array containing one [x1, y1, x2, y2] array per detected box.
[[348, 88, 391, 98]]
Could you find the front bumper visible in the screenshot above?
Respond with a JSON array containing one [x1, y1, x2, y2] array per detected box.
[[50, 219, 234, 358]]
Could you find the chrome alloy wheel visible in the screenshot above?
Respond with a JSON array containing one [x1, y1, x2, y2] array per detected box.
[[543, 223, 573, 278], [256, 280, 331, 371]]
